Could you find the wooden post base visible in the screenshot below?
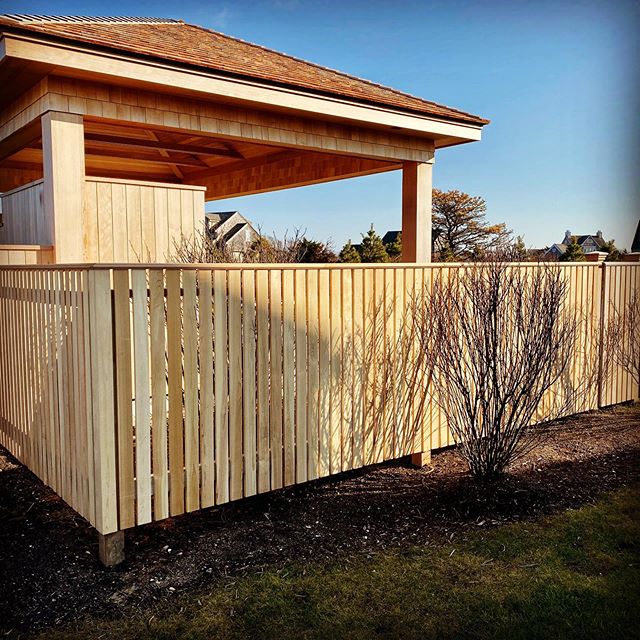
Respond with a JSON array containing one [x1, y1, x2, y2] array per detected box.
[[411, 451, 432, 467], [98, 531, 125, 567]]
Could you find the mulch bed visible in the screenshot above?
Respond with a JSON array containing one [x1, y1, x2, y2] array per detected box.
[[1, 404, 639, 633]]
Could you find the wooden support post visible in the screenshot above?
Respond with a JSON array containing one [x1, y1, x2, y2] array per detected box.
[[98, 531, 125, 567], [42, 111, 86, 263], [411, 450, 432, 467], [402, 159, 434, 463], [401, 160, 433, 263]]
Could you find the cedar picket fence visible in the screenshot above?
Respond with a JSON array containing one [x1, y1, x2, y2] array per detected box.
[[0, 262, 638, 538]]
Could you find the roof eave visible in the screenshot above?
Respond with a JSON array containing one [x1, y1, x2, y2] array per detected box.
[[1, 27, 487, 144]]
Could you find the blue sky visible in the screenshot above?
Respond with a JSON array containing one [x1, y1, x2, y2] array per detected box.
[[2, 0, 638, 250]]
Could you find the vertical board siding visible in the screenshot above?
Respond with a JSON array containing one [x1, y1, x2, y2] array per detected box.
[[0, 180, 49, 246], [83, 178, 205, 263], [0, 263, 637, 536]]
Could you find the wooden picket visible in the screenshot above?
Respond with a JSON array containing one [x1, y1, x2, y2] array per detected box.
[[0, 262, 637, 536]]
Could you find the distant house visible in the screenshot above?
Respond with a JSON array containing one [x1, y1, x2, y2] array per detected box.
[[382, 231, 401, 246], [545, 230, 608, 259], [205, 211, 259, 256]]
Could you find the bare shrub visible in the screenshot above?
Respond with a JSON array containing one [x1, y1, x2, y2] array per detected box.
[[166, 227, 337, 264], [604, 289, 640, 389], [409, 260, 594, 478]]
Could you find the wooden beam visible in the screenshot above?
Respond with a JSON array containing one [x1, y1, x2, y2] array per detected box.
[[1, 160, 42, 172], [144, 129, 184, 179], [85, 168, 179, 183], [84, 148, 210, 168], [191, 152, 400, 200], [0, 119, 41, 162], [84, 134, 244, 158]]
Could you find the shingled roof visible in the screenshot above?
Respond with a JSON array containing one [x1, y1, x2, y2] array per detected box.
[[0, 15, 489, 127]]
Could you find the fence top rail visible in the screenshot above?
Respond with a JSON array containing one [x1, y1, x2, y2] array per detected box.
[[0, 244, 53, 251], [0, 261, 624, 272]]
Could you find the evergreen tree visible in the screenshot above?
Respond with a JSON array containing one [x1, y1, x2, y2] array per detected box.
[[359, 224, 389, 263], [298, 238, 337, 263], [511, 235, 529, 261], [601, 239, 621, 262], [560, 239, 586, 262], [385, 232, 402, 261], [339, 239, 361, 263]]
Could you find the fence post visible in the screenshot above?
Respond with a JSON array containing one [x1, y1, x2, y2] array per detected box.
[[597, 262, 608, 409], [87, 268, 121, 563]]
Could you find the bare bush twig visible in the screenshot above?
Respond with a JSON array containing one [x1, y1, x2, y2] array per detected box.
[[409, 259, 596, 478]]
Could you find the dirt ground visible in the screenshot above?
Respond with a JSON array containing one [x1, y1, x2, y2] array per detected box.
[[1, 404, 639, 633]]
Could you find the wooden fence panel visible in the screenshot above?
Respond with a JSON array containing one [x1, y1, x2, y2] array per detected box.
[[602, 263, 640, 405], [0, 262, 638, 536]]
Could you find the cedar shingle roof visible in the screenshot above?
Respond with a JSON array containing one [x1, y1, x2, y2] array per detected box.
[[0, 15, 489, 127]]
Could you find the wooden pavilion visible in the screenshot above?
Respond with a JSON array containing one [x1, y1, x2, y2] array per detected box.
[[0, 14, 488, 264]]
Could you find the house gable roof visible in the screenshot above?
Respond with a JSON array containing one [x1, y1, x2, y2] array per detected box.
[[571, 234, 606, 249], [0, 15, 489, 127], [631, 220, 640, 253]]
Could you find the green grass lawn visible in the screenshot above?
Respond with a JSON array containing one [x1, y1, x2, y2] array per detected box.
[[35, 486, 640, 640]]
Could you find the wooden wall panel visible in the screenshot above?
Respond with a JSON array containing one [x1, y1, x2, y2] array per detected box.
[[83, 178, 205, 263], [0, 179, 49, 245]]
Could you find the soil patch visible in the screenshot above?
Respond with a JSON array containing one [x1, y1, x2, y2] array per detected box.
[[1, 404, 638, 632]]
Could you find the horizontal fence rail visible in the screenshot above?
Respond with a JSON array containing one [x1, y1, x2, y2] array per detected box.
[[0, 262, 638, 535]]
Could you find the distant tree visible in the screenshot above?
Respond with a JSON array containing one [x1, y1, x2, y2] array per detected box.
[[359, 224, 389, 263], [510, 235, 530, 261], [601, 239, 622, 262], [385, 232, 402, 261], [432, 189, 511, 260], [559, 240, 586, 262], [339, 239, 361, 263], [298, 238, 337, 263], [436, 242, 456, 262]]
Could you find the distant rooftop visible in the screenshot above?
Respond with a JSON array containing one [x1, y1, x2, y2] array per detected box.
[[632, 220, 640, 253]]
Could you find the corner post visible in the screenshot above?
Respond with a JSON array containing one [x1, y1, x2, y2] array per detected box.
[[98, 531, 125, 567], [87, 268, 122, 565], [401, 158, 434, 467], [42, 111, 86, 263]]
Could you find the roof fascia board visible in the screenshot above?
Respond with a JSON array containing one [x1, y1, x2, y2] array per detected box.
[[2, 32, 482, 145]]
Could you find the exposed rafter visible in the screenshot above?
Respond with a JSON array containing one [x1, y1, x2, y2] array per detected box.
[[83, 147, 210, 168], [83, 134, 245, 158]]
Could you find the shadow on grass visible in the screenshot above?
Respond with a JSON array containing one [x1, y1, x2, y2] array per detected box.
[[27, 485, 640, 640]]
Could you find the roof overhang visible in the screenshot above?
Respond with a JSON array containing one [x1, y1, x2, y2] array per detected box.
[[0, 29, 484, 149]]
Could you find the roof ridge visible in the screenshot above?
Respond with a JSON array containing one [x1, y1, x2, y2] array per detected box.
[[0, 14, 182, 25], [186, 21, 484, 122]]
